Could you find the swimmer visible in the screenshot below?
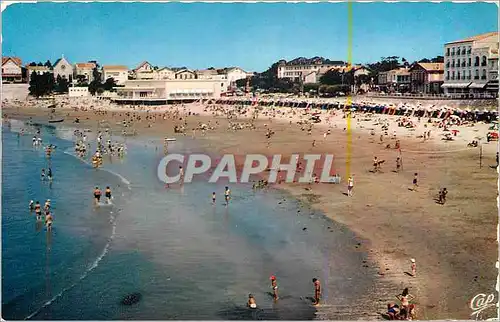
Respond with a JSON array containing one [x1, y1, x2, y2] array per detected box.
[[224, 186, 231, 205], [212, 192, 216, 205], [94, 186, 102, 205], [29, 200, 34, 211], [312, 278, 321, 306], [105, 186, 112, 204], [47, 168, 53, 181], [45, 212, 53, 231], [247, 294, 257, 309], [41, 169, 46, 181]]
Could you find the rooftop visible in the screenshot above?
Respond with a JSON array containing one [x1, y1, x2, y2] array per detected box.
[[103, 65, 128, 70], [417, 62, 444, 72], [75, 62, 96, 69], [446, 32, 499, 45], [2, 57, 22, 66]]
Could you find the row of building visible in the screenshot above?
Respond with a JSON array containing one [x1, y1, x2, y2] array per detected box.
[[275, 32, 499, 97], [1, 56, 253, 86]]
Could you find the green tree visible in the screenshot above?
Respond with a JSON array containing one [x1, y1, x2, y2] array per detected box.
[[44, 60, 52, 68], [29, 72, 55, 97], [92, 67, 102, 83], [55, 75, 69, 93], [29, 62, 37, 66], [103, 77, 117, 91], [319, 69, 343, 85], [88, 80, 100, 96], [76, 75, 88, 86]]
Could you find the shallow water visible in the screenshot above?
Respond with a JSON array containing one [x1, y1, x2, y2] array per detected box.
[[2, 121, 375, 320]]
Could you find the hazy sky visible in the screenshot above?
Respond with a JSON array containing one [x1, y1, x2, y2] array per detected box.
[[2, 2, 498, 72]]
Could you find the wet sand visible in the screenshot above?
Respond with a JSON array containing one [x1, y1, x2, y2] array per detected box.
[[3, 101, 498, 320]]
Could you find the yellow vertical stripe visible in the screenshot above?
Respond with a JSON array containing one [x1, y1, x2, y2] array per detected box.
[[346, 1, 353, 179]]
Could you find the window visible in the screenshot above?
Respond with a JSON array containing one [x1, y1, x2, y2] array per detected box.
[[446, 48, 450, 56], [457, 59, 460, 66], [467, 46, 472, 55], [451, 71, 455, 80], [446, 71, 449, 80], [481, 56, 487, 66], [461, 47, 466, 55], [446, 61, 450, 68], [482, 69, 487, 80], [451, 59, 455, 67], [468, 70, 472, 80], [457, 71, 461, 79], [468, 58, 471, 67], [451, 48, 455, 56], [475, 56, 480, 66], [475, 69, 479, 79], [462, 60, 466, 67]]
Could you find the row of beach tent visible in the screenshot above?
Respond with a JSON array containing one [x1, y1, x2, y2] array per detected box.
[[209, 98, 498, 122]]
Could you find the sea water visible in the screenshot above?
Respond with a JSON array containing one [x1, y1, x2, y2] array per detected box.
[[2, 121, 375, 320]]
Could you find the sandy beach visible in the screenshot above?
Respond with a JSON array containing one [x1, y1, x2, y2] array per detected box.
[[3, 95, 498, 320]]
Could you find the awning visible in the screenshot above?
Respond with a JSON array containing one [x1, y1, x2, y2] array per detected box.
[[441, 82, 471, 88], [485, 80, 499, 90], [468, 83, 486, 89]]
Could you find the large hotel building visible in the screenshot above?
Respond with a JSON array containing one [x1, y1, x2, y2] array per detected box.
[[442, 32, 499, 98]]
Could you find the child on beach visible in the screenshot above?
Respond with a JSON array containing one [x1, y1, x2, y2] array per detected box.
[[94, 186, 102, 205], [347, 176, 354, 196], [396, 288, 415, 320], [105, 186, 112, 204], [412, 173, 418, 191], [410, 258, 416, 277], [224, 186, 231, 205], [396, 157, 401, 172]]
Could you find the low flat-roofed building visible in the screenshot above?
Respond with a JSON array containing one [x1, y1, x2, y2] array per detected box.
[[102, 65, 129, 85], [113, 79, 229, 104]]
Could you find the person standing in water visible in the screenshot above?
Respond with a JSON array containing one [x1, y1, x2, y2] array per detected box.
[[105, 186, 112, 204], [247, 294, 257, 309], [47, 168, 53, 181], [312, 278, 321, 306], [270, 275, 279, 300], [29, 200, 34, 212], [224, 186, 231, 205], [35, 201, 42, 219], [45, 211, 53, 232], [41, 168, 46, 181], [94, 186, 102, 205], [212, 192, 216, 205]]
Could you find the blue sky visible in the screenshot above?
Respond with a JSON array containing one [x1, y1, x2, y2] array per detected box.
[[2, 2, 498, 72]]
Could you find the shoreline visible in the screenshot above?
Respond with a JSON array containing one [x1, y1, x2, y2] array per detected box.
[[3, 100, 498, 320]]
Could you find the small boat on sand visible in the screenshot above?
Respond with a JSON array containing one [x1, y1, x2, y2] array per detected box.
[[166, 138, 176, 142], [48, 118, 64, 123]]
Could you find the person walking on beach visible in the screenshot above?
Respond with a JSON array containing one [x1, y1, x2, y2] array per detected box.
[[396, 157, 401, 173], [412, 173, 418, 191], [312, 278, 321, 306], [94, 186, 102, 205], [347, 176, 354, 196], [212, 192, 216, 205], [270, 275, 279, 300], [410, 259, 416, 277], [224, 186, 231, 206], [105, 186, 112, 204]]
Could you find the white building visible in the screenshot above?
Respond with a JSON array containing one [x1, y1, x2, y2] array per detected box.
[[2, 57, 23, 83], [69, 87, 90, 97], [277, 58, 347, 82], [114, 79, 229, 103], [225, 67, 249, 84], [53, 56, 73, 81], [74, 62, 96, 83], [157, 67, 175, 80], [102, 65, 129, 85], [134, 61, 156, 80], [174, 69, 197, 80], [442, 32, 499, 97]]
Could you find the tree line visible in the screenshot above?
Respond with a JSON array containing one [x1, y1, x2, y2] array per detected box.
[[237, 55, 444, 95], [28, 61, 117, 97]]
